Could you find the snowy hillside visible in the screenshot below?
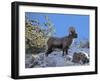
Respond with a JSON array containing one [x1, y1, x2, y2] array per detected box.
[[25, 47, 89, 68]]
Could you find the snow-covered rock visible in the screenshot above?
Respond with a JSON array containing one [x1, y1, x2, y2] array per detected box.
[[25, 54, 35, 68]]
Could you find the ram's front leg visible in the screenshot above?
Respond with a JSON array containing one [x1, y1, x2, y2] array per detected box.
[[65, 49, 68, 55], [62, 49, 65, 56], [65, 46, 69, 55]]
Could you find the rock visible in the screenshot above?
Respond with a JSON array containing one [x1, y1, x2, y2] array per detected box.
[[46, 57, 56, 67], [72, 52, 89, 64], [25, 54, 35, 68], [66, 55, 73, 61]]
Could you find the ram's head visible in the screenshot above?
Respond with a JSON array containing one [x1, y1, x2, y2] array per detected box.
[[69, 27, 77, 38]]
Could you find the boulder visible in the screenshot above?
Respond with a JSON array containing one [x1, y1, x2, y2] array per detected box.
[[72, 52, 89, 64]]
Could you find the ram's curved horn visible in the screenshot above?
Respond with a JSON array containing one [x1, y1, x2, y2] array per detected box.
[[69, 26, 76, 34]]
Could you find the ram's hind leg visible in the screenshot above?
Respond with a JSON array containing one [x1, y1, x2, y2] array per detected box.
[[62, 49, 65, 56], [45, 48, 53, 57]]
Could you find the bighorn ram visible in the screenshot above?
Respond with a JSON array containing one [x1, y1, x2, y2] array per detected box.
[[45, 27, 78, 56]]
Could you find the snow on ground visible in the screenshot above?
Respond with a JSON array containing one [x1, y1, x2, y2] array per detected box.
[[25, 47, 89, 68]]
